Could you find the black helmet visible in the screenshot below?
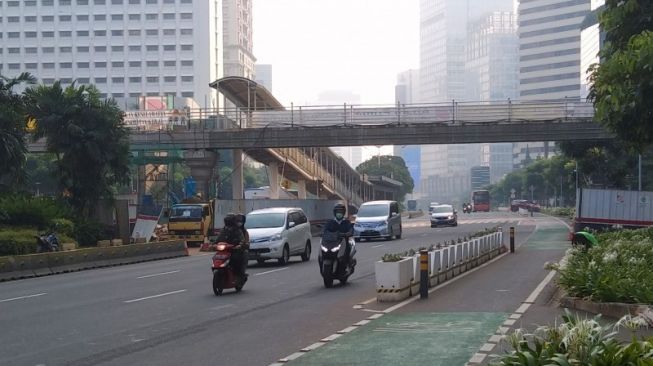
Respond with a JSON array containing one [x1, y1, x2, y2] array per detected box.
[[224, 213, 237, 227], [333, 203, 346, 217], [235, 213, 246, 226]]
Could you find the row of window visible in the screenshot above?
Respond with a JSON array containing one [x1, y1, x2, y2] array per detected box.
[[0, 29, 194, 38], [1, 13, 193, 22], [0, 0, 192, 6], [1, 45, 194, 54], [2, 61, 195, 69]]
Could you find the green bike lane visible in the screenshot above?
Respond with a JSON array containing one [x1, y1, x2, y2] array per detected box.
[[284, 216, 570, 366]]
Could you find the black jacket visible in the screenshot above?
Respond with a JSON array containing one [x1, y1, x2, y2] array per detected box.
[[323, 219, 353, 237]]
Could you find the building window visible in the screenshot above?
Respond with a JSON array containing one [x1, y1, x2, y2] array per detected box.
[[146, 0, 156, 4], [8, 32, 20, 39], [181, 0, 192, 3], [112, 93, 125, 98], [129, 92, 141, 97], [77, 62, 90, 68], [60, 0, 72, 4], [77, 77, 90, 83], [7, 1, 19, 6], [128, 30, 141, 36], [25, 1, 37, 5], [77, 0, 89, 4], [180, 13, 192, 20], [25, 16, 38, 22], [128, 0, 140, 3], [42, 31, 55, 38], [128, 45, 141, 52], [111, 77, 124, 84], [95, 77, 107, 84], [43, 47, 55, 53], [180, 29, 193, 36], [94, 62, 107, 68], [163, 0, 173, 3], [94, 46, 107, 52], [8, 16, 19, 23], [94, 14, 106, 21], [111, 14, 124, 21], [521, 24, 584, 39], [111, 45, 124, 52], [94, 0, 105, 4], [42, 16, 55, 22], [146, 92, 159, 97], [163, 29, 175, 36], [129, 14, 141, 20], [25, 32, 38, 38], [112, 30, 124, 36], [25, 47, 38, 54], [25, 63, 38, 70], [181, 44, 193, 51], [94, 30, 107, 36], [520, 84, 580, 96], [163, 45, 176, 51], [129, 61, 142, 67], [8, 47, 20, 54], [163, 13, 175, 20], [59, 47, 72, 53], [77, 46, 90, 52], [181, 91, 193, 97], [59, 31, 72, 37], [181, 60, 193, 67], [43, 63, 55, 69], [77, 31, 90, 36], [146, 61, 158, 67], [146, 14, 158, 20], [42, 78, 56, 84], [181, 76, 193, 82], [60, 78, 73, 84], [42, 0, 55, 5], [163, 60, 176, 67], [146, 45, 158, 51], [59, 15, 72, 21], [60, 62, 73, 69], [146, 76, 158, 83], [111, 0, 123, 4], [146, 29, 158, 36], [129, 77, 141, 83], [77, 15, 89, 21], [111, 61, 124, 67]]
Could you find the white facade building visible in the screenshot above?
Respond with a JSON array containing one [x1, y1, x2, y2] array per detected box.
[[0, 0, 224, 109], [223, 0, 255, 79], [580, 0, 604, 99]]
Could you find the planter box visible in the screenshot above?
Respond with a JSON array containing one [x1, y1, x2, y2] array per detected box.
[[560, 296, 653, 320], [111, 239, 123, 247], [375, 257, 414, 302], [429, 250, 441, 287]]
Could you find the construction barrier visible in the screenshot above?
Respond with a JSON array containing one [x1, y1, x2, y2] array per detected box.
[[0, 240, 188, 282]]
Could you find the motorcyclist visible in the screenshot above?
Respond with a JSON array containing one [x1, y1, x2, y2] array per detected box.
[[215, 213, 247, 278], [323, 203, 354, 259], [234, 213, 250, 276]]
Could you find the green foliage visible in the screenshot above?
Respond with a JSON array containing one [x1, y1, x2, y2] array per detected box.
[[381, 253, 404, 262], [589, 1, 653, 152], [356, 155, 414, 203], [0, 73, 36, 190], [74, 220, 106, 247], [0, 227, 38, 255], [24, 83, 131, 217], [551, 227, 653, 304], [491, 310, 653, 365], [0, 194, 70, 229], [51, 218, 75, 238], [542, 207, 575, 220]]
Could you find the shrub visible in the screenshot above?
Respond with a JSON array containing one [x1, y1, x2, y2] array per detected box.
[[51, 218, 75, 238], [0, 195, 70, 229], [0, 227, 38, 255], [491, 311, 653, 365], [381, 253, 404, 262], [551, 227, 653, 304], [74, 220, 105, 247]]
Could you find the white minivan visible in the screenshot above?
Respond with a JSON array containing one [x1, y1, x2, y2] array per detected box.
[[246, 208, 313, 265], [353, 200, 402, 241]]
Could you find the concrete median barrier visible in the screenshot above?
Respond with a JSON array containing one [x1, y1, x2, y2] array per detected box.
[[0, 240, 188, 282]]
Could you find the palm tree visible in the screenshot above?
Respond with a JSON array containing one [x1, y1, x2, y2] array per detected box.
[[0, 73, 36, 190], [24, 82, 131, 216]]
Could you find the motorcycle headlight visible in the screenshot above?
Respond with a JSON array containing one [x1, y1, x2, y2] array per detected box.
[[448, 215, 454, 219], [216, 244, 227, 251], [321, 245, 328, 252], [331, 245, 341, 252]]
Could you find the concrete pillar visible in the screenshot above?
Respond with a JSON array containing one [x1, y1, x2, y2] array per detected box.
[[232, 149, 244, 199], [269, 162, 280, 199], [297, 179, 307, 199], [183, 150, 218, 199], [137, 165, 147, 204]]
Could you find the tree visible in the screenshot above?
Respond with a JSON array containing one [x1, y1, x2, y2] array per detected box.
[[589, 0, 653, 152], [0, 73, 36, 190], [25, 83, 131, 217], [356, 155, 414, 202]]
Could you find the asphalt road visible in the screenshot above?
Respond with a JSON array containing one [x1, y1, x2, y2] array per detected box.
[[0, 212, 531, 366]]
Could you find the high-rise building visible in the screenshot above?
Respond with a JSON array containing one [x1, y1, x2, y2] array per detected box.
[[465, 11, 518, 182], [255, 64, 273, 92], [418, 0, 512, 199], [514, 0, 590, 168], [394, 69, 421, 194], [470, 166, 491, 190], [580, 0, 605, 99], [223, 0, 255, 79], [0, 0, 224, 109]]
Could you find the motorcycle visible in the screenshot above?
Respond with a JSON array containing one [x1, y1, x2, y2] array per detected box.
[[35, 232, 59, 253], [211, 242, 247, 295], [318, 232, 357, 288], [462, 204, 472, 214]]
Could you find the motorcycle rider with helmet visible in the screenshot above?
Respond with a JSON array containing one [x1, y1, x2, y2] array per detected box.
[[215, 213, 247, 279], [234, 213, 250, 276], [323, 203, 354, 259]]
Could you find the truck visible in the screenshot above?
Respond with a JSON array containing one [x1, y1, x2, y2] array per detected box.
[[574, 188, 653, 231], [167, 198, 215, 245]]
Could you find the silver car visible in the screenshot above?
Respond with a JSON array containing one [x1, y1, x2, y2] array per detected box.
[[246, 208, 313, 265], [353, 200, 402, 241], [430, 204, 458, 227]]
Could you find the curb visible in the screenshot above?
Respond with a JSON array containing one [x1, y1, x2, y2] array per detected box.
[[559, 297, 653, 321]]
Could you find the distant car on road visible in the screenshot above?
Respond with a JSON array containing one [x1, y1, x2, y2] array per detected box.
[[510, 200, 541, 212], [430, 204, 458, 227], [246, 208, 312, 265]]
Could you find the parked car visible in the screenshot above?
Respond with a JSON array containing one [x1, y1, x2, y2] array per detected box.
[[430, 204, 458, 227], [353, 200, 402, 241], [246, 208, 313, 265], [510, 200, 541, 213]]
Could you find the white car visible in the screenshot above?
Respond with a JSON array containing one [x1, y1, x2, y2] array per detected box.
[[246, 208, 313, 265]]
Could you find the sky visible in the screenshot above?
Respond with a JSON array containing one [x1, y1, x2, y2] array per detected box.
[[252, 0, 420, 106]]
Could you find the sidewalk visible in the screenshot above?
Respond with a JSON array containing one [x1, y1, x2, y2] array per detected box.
[[286, 216, 569, 366]]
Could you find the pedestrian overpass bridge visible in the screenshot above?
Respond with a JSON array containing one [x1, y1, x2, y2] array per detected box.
[[27, 76, 611, 206]]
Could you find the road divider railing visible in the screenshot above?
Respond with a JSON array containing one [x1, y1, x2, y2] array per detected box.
[[375, 229, 505, 302], [0, 240, 188, 282]]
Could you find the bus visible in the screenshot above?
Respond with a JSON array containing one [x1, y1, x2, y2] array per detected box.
[[471, 190, 490, 212]]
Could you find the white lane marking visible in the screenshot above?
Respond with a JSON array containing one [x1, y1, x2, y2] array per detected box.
[[254, 267, 289, 276], [515, 302, 531, 314], [124, 289, 186, 304], [371, 244, 384, 248], [321, 333, 342, 342], [301, 342, 325, 352], [0, 293, 47, 303], [136, 270, 181, 279], [496, 289, 510, 292], [525, 270, 556, 304], [479, 343, 495, 352], [469, 353, 487, 364], [279, 352, 305, 362]]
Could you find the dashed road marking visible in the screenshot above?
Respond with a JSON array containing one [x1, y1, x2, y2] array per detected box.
[[136, 270, 180, 279], [0, 293, 47, 303], [124, 289, 186, 304]]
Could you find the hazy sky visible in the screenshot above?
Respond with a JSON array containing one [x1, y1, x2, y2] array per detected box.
[[253, 0, 420, 106]]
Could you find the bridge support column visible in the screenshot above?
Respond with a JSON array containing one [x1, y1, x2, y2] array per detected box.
[[297, 179, 307, 199], [184, 150, 218, 199], [269, 162, 280, 199], [232, 149, 244, 199]]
